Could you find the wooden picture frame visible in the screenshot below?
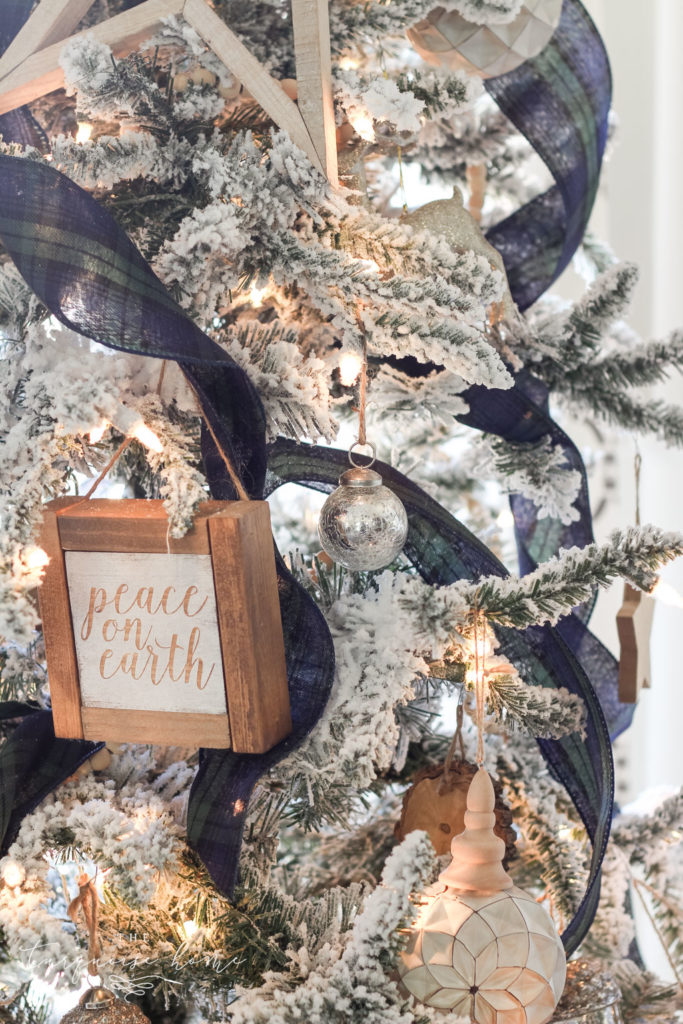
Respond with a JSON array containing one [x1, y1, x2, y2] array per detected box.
[[38, 497, 292, 752]]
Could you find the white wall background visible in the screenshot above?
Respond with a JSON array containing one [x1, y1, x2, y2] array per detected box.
[[553, 0, 683, 980], [558, 0, 683, 805]]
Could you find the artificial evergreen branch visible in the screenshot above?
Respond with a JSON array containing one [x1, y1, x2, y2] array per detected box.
[[472, 526, 683, 628], [394, 68, 474, 118], [563, 329, 683, 392], [561, 387, 683, 448], [0, 983, 50, 1024], [487, 676, 586, 739], [496, 741, 587, 926], [329, 0, 435, 51], [612, 790, 683, 860], [529, 263, 639, 376], [463, 434, 581, 524], [613, 961, 679, 1024], [227, 831, 437, 1024]]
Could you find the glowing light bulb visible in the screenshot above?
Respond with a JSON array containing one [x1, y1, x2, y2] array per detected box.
[[471, 636, 488, 662], [465, 630, 492, 687], [88, 419, 109, 444], [248, 282, 267, 307], [349, 113, 375, 142], [338, 55, 360, 70], [651, 578, 683, 610], [182, 920, 199, 939], [1, 860, 26, 888], [24, 547, 50, 571], [130, 422, 163, 453], [75, 122, 93, 144], [357, 258, 380, 274], [339, 351, 364, 387]]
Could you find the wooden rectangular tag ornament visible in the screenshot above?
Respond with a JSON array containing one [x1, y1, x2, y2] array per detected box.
[[38, 498, 292, 752]]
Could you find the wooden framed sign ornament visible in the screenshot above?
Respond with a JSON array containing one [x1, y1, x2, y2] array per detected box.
[[38, 498, 292, 752]]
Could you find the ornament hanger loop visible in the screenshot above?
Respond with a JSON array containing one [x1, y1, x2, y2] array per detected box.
[[348, 440, 376, 469]]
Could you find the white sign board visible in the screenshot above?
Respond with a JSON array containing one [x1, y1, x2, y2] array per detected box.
[[65, 551, 228, 716]]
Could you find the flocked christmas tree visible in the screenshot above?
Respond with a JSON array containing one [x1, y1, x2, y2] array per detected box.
[[0, 0, 681, 1022]]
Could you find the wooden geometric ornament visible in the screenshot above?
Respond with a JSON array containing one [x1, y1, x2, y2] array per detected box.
[[616, 581, 656, 703], [0, 0, 338, 185]]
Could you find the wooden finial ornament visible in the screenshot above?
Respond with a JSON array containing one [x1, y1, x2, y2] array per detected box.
[[439, 767, 513, 893], [394, 759, 517, 859], [398, 773, 566, 1022]]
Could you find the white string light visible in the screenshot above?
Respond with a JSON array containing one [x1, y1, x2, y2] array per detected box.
[[129, 421, 163, 453], [349, 113, 375, 142], [75, 121, 93, 144], [88, 419, 109, 445], [23, 547, 50, 571], [338, 351, 364, 387]]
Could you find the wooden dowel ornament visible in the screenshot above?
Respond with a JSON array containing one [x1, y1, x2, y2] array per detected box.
[[398, 619, 567, 1023]]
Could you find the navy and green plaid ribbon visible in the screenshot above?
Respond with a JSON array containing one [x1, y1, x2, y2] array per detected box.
[[266, 440, 611, 954], [485, 0, 611, 309], [0, 0, 617, 954]]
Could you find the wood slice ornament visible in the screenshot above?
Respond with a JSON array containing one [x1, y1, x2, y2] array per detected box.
[[395, 760, 516, 861], [398, 768, 566, 1024], [37, 498, 291, 752]]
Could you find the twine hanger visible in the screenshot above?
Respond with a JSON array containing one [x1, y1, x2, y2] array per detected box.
[[66, 361, 250, 508], [68, 870, 101, 978], [438, 689, 467, 795], [634, 444, 642, 527], [473, 608, 487, 768], [348, 303, 375, 469]]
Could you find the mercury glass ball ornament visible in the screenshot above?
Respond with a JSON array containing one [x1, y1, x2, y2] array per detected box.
[[551, 959, 624, 1024], [407, 0, 563, 79], [60, 988, 150, 1024], [399, 769, 566, 1024], [318, 465, 408, 571]]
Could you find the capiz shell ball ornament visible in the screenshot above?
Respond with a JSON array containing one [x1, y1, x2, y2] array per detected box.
[[60, 987, 150, 1023], [399, 768, 566, 1023], [318, 443, 408, 571], [407, 0, 563, 79]]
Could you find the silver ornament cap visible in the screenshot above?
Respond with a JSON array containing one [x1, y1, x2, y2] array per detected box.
[[318, 465, 408, 571], [60, 987, 150, 1023]]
